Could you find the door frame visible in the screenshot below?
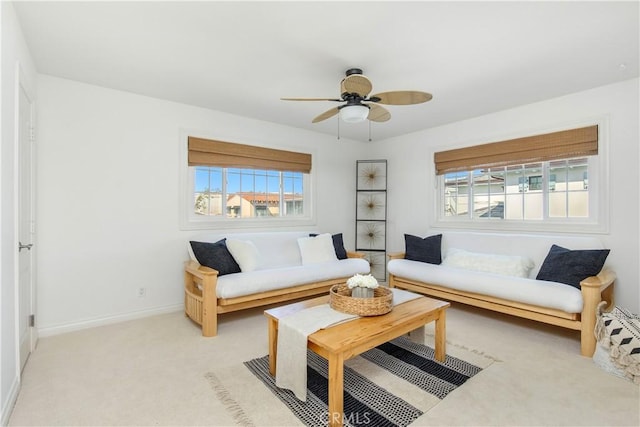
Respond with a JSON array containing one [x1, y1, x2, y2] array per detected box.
[[13, 61, 37, 374]]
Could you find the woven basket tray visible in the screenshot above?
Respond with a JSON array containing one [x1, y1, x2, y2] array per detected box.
[[329, 284, 393, 316]]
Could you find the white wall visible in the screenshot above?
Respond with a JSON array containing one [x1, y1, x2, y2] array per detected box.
[[370, 78, 640, 313], [34, 76, 640, 335], [35, 75, 367, 335], [0, 2, 37, 424]]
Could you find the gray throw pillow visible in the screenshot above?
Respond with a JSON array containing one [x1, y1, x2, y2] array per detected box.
[[190, 239, 241, 276], [404, 234, 442, 265], [536, 244, 610, 288]]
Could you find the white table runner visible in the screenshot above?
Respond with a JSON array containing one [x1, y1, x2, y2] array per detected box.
[[275, 288, 422, 401]]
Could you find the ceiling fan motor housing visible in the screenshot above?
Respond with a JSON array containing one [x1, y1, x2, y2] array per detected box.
[[345, 68, 363, 76], [338, 95, 369, 109]]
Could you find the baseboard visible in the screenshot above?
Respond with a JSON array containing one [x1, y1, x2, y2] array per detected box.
[[37, 303, 183, 337], [1, 376, 20, 427]]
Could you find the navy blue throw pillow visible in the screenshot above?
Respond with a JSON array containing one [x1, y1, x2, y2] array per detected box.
[[536, 244, 610, 289], [404, 234, 442, 265], [190, 239, 241, 276], [309, 233, 348, 259]]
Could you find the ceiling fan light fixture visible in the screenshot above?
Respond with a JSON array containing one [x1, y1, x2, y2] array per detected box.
[[339, 104, 369, 123]]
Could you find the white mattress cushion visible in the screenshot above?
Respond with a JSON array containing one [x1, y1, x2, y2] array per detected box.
[[188, 231, 314, 269], [388, 259, 583, 313], [216, 258, 371, 299], [440, 232, 604, 278], [247, 232, 307, 268]]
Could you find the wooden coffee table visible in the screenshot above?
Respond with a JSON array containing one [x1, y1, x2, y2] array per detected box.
[[264, 294, 450, 427]]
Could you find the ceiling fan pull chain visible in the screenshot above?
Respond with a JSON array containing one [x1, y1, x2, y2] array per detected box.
[[337, 116, 340, 140], [368, 120, 372, 142]]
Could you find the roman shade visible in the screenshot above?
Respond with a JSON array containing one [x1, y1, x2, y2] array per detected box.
[[434, 125, 598, 175], [188, 136, 312, 173]]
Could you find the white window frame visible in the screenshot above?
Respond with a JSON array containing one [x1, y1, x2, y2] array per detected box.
[[432, 120, 610, 234], [179, 131, 316, 230]]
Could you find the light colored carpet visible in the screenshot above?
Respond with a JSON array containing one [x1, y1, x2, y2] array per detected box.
[[9, 303, 640, 426]]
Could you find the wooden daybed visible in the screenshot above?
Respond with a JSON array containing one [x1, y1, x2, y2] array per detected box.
[[184, 251, 367, 337], [387, 231, 618, 357], [388, 251, 615, 356]]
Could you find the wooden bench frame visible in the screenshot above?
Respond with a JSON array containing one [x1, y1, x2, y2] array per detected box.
[[387, 253, 615, 357], [184, 252, 365, 336]]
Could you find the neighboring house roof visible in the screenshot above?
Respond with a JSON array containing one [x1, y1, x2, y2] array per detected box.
[[445, 173, 505, 186], [478, 201, 505, 218], [227, 192, 302, 205]]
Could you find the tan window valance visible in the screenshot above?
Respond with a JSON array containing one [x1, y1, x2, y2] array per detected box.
[[434, 125, 598, 175], [188, 136, 312, 174]]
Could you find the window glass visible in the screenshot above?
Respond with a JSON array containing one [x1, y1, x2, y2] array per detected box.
[[283, 171, 304, 216], [441, 157, 589, 223], [443, 172, 469, 217], [192, 166, 306, 219], [194, 167, 223, 216]]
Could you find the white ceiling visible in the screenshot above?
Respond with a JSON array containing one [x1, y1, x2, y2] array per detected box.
[[12, 1, 640, 142]]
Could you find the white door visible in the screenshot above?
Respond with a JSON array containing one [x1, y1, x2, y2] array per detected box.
[[18, 73, 36, 371]]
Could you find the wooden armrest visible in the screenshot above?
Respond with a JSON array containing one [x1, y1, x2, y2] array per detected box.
[[579, 267, 616, 356], [184, 260, 219, 278], [184, 261, 219, 337], [580, 268, 616, 289], [387, 252, 405, 260], [347, 251, 366, 259]]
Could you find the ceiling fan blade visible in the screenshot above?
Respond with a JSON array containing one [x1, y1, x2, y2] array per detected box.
[[370, 90, 433, 105], [281, 97, 341, 102], [312, 106, 340, 123], [341, 74, 372, 97], [368, 104, 391, 122]]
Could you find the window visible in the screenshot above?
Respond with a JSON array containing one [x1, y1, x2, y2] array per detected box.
[[182, 135, 313, 229], [443, 158, 589, 220], [528, 175, 543, 191], [193, 167, 305, 219], [435, 125, 607, 232]]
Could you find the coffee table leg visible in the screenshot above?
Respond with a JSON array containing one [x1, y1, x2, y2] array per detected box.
[[328, 353, 344, 427], [435, 309, 446, 362], [268, 318, 277, 376]]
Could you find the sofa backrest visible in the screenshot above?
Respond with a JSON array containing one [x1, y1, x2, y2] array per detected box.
[[188, 231, 318, 269], [441, 231, 604, 278]]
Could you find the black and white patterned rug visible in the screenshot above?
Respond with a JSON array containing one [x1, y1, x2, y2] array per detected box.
[[244, 336, 487, 427]]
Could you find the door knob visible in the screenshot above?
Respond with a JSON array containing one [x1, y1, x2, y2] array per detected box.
[[19, 242, 33, 252]]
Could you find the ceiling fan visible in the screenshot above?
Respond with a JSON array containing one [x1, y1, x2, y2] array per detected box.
[[281, 68, 432, 124]]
